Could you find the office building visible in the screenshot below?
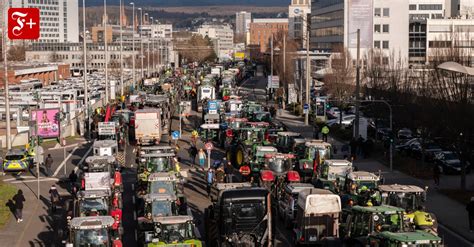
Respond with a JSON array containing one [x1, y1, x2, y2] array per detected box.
[[249, 18, 289, 53], [91, 25, 135, 43], [6, 0, 79, 43], [140, 24, 173, 39], [235, 11, 252, 35], [197, 24, 234, 59], [288, 0, 311, 47]]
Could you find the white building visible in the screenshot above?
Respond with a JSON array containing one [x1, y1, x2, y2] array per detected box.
[[235, 11, 252, 35], [139, 24, 173, 39], [5, 0, 79, 43], [288, 0, 311, 47], [197, 24, 234, 60]]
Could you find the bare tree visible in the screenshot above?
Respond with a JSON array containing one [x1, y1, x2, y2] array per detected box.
[[7, 45, 26, 61]]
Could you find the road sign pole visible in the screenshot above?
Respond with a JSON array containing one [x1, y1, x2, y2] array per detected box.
[[207, 150, 211, 170]]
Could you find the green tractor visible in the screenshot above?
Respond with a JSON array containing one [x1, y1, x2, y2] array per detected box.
[[297, 140, 332, 182], [226, 122, 271, 169], [274, 131, 302, 153], [340, 171, 381, 208], [242, 101, 263, 119], [341, 205, 442, 247], [250, 146, 278, 174], [379, 184, 438, 234], [313, 159, 353, 192], [140, 216, 203, 247], [137, 153, 175, 174]]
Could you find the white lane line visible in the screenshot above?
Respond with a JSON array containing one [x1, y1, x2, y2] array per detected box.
[[438, 223, 474, 246], [53, 146, 80, 177], [74, 145, 94, 172], [49, 143, 80, 151], [132, 196, 136, 205], [131, 183, 135, 190], [11, 177, 59, 184], [133, 211, 137, 220]]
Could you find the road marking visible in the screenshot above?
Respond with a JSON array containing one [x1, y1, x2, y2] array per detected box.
[[49, 143, 81, 151], [133, 211, 137, 220], [52, 146, 80, 177], [135, 230, 138, 241], [3, 176, 36, 182], [74, 145, 94, 172], [132, 195, 135, 205], [11, 177, 59, 184], [131, 183, 135, 191], [438, 223, 474, 246]]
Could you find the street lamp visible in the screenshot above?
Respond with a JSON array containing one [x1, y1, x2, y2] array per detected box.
[[130, 2, 136, 89], [145, 13, 150, 78], [104, 0, 109, 102], [119, 0, 124, 96], [150, 17, 155, 77], [82, 0, 89, 140]]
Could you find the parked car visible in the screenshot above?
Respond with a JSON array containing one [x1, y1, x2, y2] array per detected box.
[[326, 115, 355, 128], [326, 107, 341, 118], [434, 151, 471, 174], [397, 128, 413, 140], [395, 138, 420, 152], [409, 141, 443, 161]]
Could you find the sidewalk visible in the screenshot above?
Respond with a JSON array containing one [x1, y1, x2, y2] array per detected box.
[[276, 109, 474, 245]]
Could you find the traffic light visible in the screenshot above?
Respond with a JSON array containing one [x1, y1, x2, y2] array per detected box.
[[325, 102, 331, 109]]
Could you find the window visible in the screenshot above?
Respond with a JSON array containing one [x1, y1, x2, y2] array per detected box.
[[383, 24, 389, 33], [382, 41, 389, 49], [382, 57, 389, 65], [374, 41, 381, 49], [374, 24, 381, 33], [374, 8, 381, 17], [383, 8, 390, 17], [409, 4, 417, 10], [419, 4, 442, 10]]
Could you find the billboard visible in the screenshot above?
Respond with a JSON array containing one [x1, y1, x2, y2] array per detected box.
[[348, 0, 373, 48], [98, 122, 116, 136], [31, 108, 60, 138]]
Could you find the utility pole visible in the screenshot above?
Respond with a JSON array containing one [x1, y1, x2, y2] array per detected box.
[[139, 8, 144, 81], [82, 0, 89, 140], [130, 2, 136, 90], [354, 29, 361, 138], [151, 17, 155, 77], [304, 24, 310, 125], [270, 34, 274, 79], [104, 0, 109, 102], [119, 0, 124, 96], [147, 35, 150, 78], [283, 36, 286, 83], [2, 4, 12, 149]]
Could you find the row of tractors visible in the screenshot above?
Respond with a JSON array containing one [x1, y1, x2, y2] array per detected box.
[[195, 62, 444, 246]]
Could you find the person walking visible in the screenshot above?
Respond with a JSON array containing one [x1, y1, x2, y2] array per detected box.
[[224, 160, 233, 183], [198, 149, 206, 171], [49, 185, 61, 212], [433, 165, 440, 187], [313, 125, 320, 139], [321, 125, 330, 142], [206, 168, 215, 197], [13, 190, 25, 222], [68, 170, 78, 197], [189, 145, 198, 168], [467, 197, 474, 232], [45, 154, 54, 177]]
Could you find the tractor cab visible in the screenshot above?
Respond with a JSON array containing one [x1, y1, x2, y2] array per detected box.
[[314, 159, 353, 192], [292, 138, 307, 159], [138, 145, 174, 156], [138, 153, 175, 173], [251, 111, 272, 122], [342, 205, 442, 246], [93, 140, 118, 157], [227, 126, 270, 168], [75, 190, 111, 217], [141, 215, 202, 246], [243, 102, 263, 118], [250, 146, 278, 174], [209, 182, 253, 203], [378, 184, 437, 234], [81, 156, 118, 191], [226, 99, 243, 113], [146, 173, 182, 198], [264, 153, 296, 176], [298, 140, 332, 182], [342, 171, 381, 208], [65, 216, 121, 247], [141, 194, 179, 218], [275, 132, 302, 153]]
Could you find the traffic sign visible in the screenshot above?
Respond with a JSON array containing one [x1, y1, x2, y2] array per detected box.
[[303, 104, 309, 114], [205, 142, 214, 151], [172, 131, 180, 140]]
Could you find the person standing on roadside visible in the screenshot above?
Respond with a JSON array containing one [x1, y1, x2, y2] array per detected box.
[[13, 190, 25, 223], [467, 197, 474, 232], [321, 125, 330, 142], [198, 149, 206, 171], [49, 185, 61, 212], [45, 154, 54, 177], [189, 145, 198, 168], [206, 168, 215, 197]]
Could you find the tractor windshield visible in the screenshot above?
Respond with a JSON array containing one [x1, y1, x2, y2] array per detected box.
[[386, 193, 423, 211], [149, 181, 175, 196], [74, 228, 109, 247], [150, 200, 173, 217], [79, 198, 108, 216], [244, 130, 264, 143], [147, 157, 169, 172], [267, 158, 292, 174], [159, 222, 195, 243], [307, 147, 330, 161]]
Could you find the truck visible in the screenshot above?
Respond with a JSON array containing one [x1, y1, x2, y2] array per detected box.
[[293, 188, 341, 246], [135, 109, 162, 145], [205, 186, 270, 247], [277, 183, 314, 228]]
